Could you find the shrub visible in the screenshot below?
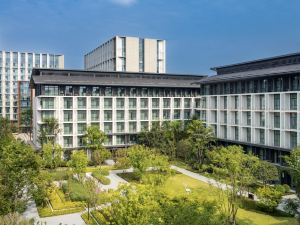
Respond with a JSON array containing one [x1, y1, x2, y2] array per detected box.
[[114, 157, 131, 169], [81, 212, 98, 225], [91, 210, 108, 224], [283, 184, 291, 193], [283, 199, 300, 216], [92, 171, 111, 185], [256, 186, 283, 212], [274, 185, 286, 195], [48, 188, 85, 210], [68, 180, 89, 201]]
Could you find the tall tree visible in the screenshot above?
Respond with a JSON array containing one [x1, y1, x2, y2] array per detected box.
[[284, 146, 300, 198], [186, 120, 215, 167], [38, 117, 61, 145], [255, 160, 279, 187], [67, 150, 88, 181], [84, 177, 100, 221], [42, 143, 63, 169], [127, 145, 152, 178], [208, 145, 259, 225], [92, 148, 111, 167], [83, 125, 107, 151]]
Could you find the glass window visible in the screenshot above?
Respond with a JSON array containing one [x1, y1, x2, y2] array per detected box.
[[163, 98, 170, 108], [259, 129, 265, 144], [91, 98, 99, 108], [141, 88, 148, 97], [234, 96, 238, 109], [140, 121, 148, 130], [92, 87, 100, 96], [64, 111, 72, 122], [42, 54, 47, 68], [259, 95, 265, 110], [129, 122, 136, 132], [184, 98, 191, 108], [41, 97, 54, 109], [13, 52, 18, 67], [184, 110, 191, 119], [64, 98, 72, 109], [140, 110, 148, 120], [78, 136, 84, 147], [235, 127, 239, 140], [116, 98, 125, 108], [104, 110, 112, 121], [104, 98, 112, 108], [260, 112, 265, 127], [116, 135, 125, 145], [274, 130, 280, 146], [41, 111, 54, 120], [140, 98, 148, 108], [290, 132, 297, 149], [246, 112, 251, 126], [63, 137, 73, 148], [223, 96, 227, 109], [20, 53, 25, 67], [152, 98, 160, 108], [129, 98, 137, 108], [117, 87, 125, 96], [174, 98, 181, 108], [129, 110, 136, 120], [65, 86, 73, 96], [290, 113, 297, 129], [77, 97, 86, 108], [104, 122, 112, 133], [28, 53, 33, 67], [64, 124, 73, 135], [174, 109, 181, 119], [77, 110, 86, 121], [274, 112, 280, 128], [79, 86, 87, 96], [77, 123, 86, 134], [246, 95, 251, 109], [91, 110, 99, 121], [44, 85, 58, 96], [116, 110, 124, 120], [290, 94, 297, 110], [246, 128, 251, 142], [116, 122, 124, 132], [105, 87, 112, 96], [129, 88, 137, 97], [35, 54, 40, 67], [152, 110, 159, 120], [274, 94, 280, 110], [163, 109, 170, 120]]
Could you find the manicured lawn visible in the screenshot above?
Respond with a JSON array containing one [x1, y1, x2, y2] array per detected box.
[[162, 174, 298, 225]]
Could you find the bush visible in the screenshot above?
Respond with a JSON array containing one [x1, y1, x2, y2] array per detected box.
[[283, 184, 291, 193], [48, 188, 85, 210], [92, 171, 111, 185], [81, 212, 98, 225], [91, 210, 108, 224], [274, 185, 286, 195], [68, 180, 89, 201], [114, 157, 131, 169], [256, 186, 283, 213]]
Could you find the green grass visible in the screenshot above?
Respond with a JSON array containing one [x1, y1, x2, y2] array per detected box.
[[67, 180, 89, 201], [162, 174, 298, 225], [48, 169, 70, 181]]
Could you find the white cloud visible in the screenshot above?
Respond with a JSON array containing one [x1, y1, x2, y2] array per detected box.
[[110, 0, 137, 6]]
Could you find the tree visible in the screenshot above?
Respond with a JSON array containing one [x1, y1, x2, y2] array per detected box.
[[67, 151, 88, 181], [0, 212, 34, 225], [127, 145, 152, 178], [208, 145, 259, 225], [92, 148, 111, 167], [0, 139, 42, 215], [38, 117, 61, 146], [284, 146, 300, 198], [84, 125, 107, 151], [255, 160, 279, 187], [42, 143, 63, 169], [84, 177, 100, 221], [186, 120, 215, 167]]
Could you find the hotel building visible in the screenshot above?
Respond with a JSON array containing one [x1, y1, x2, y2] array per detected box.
[[84, 36, 166, 73], [0, 51, 64, 128]]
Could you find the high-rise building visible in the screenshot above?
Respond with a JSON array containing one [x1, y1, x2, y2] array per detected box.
[[84, 36, 166, 73], [0, 51, 64, 129]]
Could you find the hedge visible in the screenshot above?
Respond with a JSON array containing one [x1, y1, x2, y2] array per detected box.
[[37, 206, 83, 218]]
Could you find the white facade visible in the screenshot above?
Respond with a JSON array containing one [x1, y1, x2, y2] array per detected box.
[[0, 51, 64, 121], [84, 36, 166, 73]]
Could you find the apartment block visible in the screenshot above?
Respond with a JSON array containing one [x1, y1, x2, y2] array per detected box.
[[84, 36, 166, 73], [0, 51, 64, 128]]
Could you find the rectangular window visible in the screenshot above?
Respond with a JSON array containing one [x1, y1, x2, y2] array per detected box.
[[91, 110, 99, 121], [163, 98, 170, 108], [290, 94, 297, 110], [259, 95, 265, 110], [91, 98, 99, 109], [235, 127, 239, 140], [79, 86, 87, 96], [129, 98, 137, 108], [92, 87, 100, 96], [104, 98, 112, 109], [290, 113, 297, 129], [28, 53, 33, 68], [290, 132, 297, 149], [152, 98, 160, 108], [41, 111, 54, 120], [129, 110, 136, 120], [116, 135, 125, 145], [77, 97, 86, 109], [246, 112, 251, 126], [234, 111, 238, 124], [116, 122, 124, 133], [44, 86, 58, 96], [274, 94, 280, 110], [246, 95, 251, 109], [105, 87, 112, 96], [77, 110, 86, 121], [116, 98, 125, 108], [174, 109, 181, 119], [246, 128, 251, 142], [13, 52, 18, 67], [41, 97, 54, 109], [140, 110, 148, 120], [234, 96, 238, 109], [140, 98, 148, 108], [64, 111, 72, 122], [63, 137, 73, 148], [224, 96, 227, 109], [64, 98, 72, 109], [77, 123, 86, 134], [42, 54, 47, 68], [65, 86, 73, 96], [274, 112, 280, 128], [104, 110, 112, 121], [117, 88, 125, 97], [129, 122, 136, 132], [152, 110, 160, 120], [184, 110, 191, 119], [260, 112, 265, 127], [184, 98, 191, 108], [104, 122, 112, 133], [260, 129, 265, 145], [35, 54, 40, 67], [274, 130, 280, 146], [163, 109, 170, 120], [116, 110, 124, 120], [64, 124, 73, 135], [140, 121, 148, 130]]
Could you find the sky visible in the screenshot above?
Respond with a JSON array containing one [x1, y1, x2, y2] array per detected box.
[[0, 0, 300, 75]]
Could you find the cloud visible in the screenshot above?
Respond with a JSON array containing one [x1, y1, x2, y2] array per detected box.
[[110, 0, 137, 6]]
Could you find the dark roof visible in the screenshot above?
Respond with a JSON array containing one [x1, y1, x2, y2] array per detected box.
[[197, 64, 300, 84], [31, 68, 205, 88], [211, 52, 300, 71]]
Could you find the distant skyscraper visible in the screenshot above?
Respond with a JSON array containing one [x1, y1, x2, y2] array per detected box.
[[84, 36, 166, 73], [0, 51, 64, 129]]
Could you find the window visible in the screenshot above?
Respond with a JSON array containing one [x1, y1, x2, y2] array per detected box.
[[64, 124, 73, 135], [223, 97, 227, 109], [260, 112, 265, 127], [104, 122, 112, 133], [116, 98, 124, 108], [246, 95, 251, 109], [104, 110, 112, 121], [140, 121, 148, 130], [274, 113, 280, 128], [77, 123, 86, 134], [64, 98, 72, 109], [141, 88, 148, 97], [116, 122, 124, 132], [152, 98, 160, 108], [234, 96, 238, 109], [129, 122, 136, 132], [64, 111, 72, 122], [116, 135, 125, 145], [117, 87, 125, 96], [290, 94, 297, 110], [35, 54, 40, 67], [152, 110, 159, 120], [92, 87, 100, 96], [105, 87, 112, 96], [116, 110, 124, 120], [223, 111, 227, 124], [290, 113, 297, 129], [173, 109, 181, 120], [234, 111, 238, 124], [42, 54, 47, 68], [290, 132, 297, 149], [65, 86, 73, 96], [41, 97, 54, 109], [184, 98, 191, 108], [129, 98, 136, 108], [259, 129, 265, 144], [234, 127, 239, 140], [63, 137, 73, 148], [163, 98, 170, 108], [259, 95, 265, 110], [163, 109, 170, 120], [91, 110, 99, 121], [274, 130, 280, 146], [28, 53, 33, 68], [129, 88, 137, 97], [104, 98, 112, 109], [129, 110, 136, 120], [140, 98, 148, 108], [44, 86, 58, 96], [20, 53, 25, 67], [91, 98, 99, 108], [78, 136, 84, 147], [13, 52, 18, 67], [274, 94, 280, 110], [246, 112, 251, 126], [77, 97, 86, 108], [79, 86, 87, 96], [140, 110, 148, 120], [41, 111, 54, 120], [77, 110, 86, 121], [246, 128, 251, 142], [184, 110, 191, 119]]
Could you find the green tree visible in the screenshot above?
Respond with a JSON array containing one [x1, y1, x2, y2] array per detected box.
[[42, 143, 63, 169], [0, 139, 42, 215], [284, 146, 300, 198], [208, 145, 259, 225], [92, 148, 111, 167], [84, 177, 100, 221], [67, 151, 88, 181], [83, 126, 107, 151], [255, 160, 279, 187], [186, 120, 215, 167], [127, 145, 152, 178], [38, 117, 61, 145]]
